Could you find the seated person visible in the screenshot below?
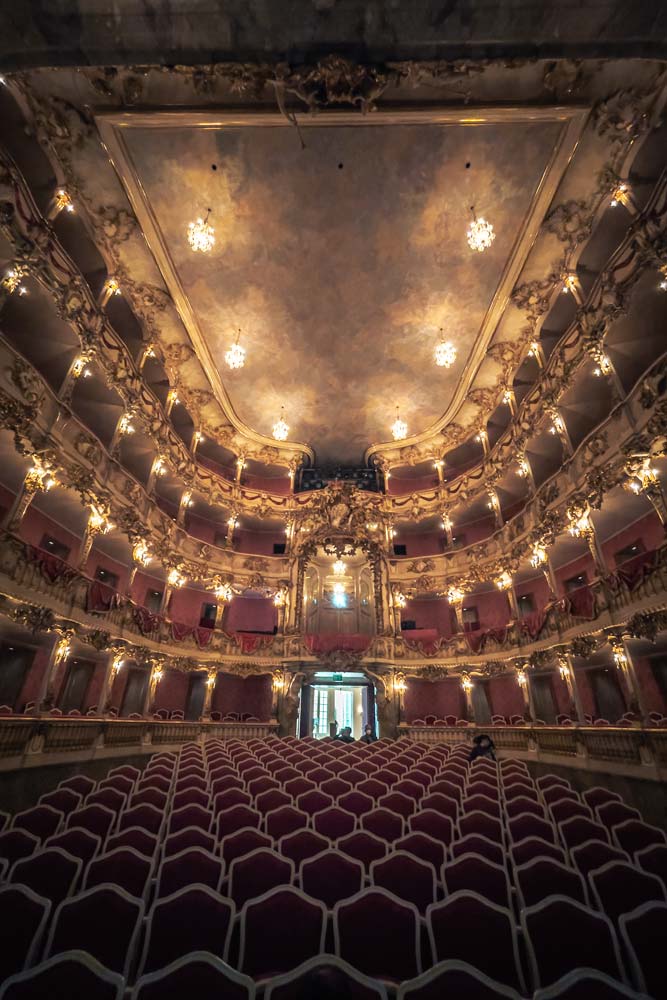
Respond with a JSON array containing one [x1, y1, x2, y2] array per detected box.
[[468, 733, 497, 762], [335, 725, 355, 743], [360, 723, 377, 743]]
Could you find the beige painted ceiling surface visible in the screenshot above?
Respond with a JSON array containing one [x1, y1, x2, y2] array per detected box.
[[120, 116, 563, 464]]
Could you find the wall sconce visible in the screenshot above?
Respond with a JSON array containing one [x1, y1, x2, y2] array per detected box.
[[568, 507, 592, 538], [2, 267, 28, 295], [530, 542, 548, 568], [167, 389, 180, 407], [118, 413, 135, 435], [152, 667, 163, 684], [88, 505, 113, 534], [447, 586, 465, 604], [272, 670, 285, 693], [71, 355, 92, 378], [206, 672, 216, 688], [558, 658, 570, 681], [516, 668, 527, 687], [167, 568, 186, 588], [25, 458, 57, 493], [54, 636, 71, 664], [394, 591, 407, 609], [495, 571, 512, 591], [626, 457, 659, 494], [609, 182, 629, 207], [55, 189, 75, 214], [215, 582, 234, 603], [592, 354, 612, 377], [393, 674, 407, 695], [132, 540, 152, 567], [441, 514, 452, 532], [461, 673, 473, 692], [273, 588, 287, 607], [561, 273, 578, 294]]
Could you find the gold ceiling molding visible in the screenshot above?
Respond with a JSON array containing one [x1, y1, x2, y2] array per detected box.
[[95, 105, 587, 465]]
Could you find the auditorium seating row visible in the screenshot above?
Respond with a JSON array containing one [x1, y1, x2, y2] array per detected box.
[[0, 735, 665, 998]]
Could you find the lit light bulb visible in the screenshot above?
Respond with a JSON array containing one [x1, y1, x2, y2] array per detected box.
[[391, 407, 408, 441], [187, 211, 215, 253], [272, 407, 289, 441], [225, 331, 246, 370], [434, 339, 457, 368], [466, 209, 495, 253]]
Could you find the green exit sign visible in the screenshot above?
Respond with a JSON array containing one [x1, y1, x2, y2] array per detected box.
[[332, 673, 343, 682]]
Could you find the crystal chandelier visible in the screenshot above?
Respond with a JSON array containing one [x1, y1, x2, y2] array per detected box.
[[225, 330, 246, 370], [391, 407, 408, 441], [434, 338, 457, 368], [272, 407, 289, 441], [332, 559, 346, 576], [187, 210, 215, 253], [466, 207, 495, 253]]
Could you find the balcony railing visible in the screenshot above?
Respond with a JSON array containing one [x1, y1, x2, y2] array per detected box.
[[0, 717, 279, 765], [401, 723, 667, 776]]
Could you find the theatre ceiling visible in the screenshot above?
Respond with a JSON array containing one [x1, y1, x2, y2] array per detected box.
[[8, 57, 667, 469]]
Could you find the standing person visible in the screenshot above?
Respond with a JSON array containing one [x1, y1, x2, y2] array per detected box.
[[360, 723, 377, 743], [468, 733, 497, 761]]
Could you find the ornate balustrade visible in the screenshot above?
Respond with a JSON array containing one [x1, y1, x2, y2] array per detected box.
[[402, 723, 667, 778], [0, 717, 279, 768]]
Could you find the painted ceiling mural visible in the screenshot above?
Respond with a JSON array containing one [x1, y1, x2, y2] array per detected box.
[[124, 119, 563, 464]]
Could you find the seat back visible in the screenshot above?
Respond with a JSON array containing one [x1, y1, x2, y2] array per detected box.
[[0, 885, 51, 983], [427, 891, 525, 992], [240, 887, 327, 981], [137, 886, 235, 978], [334, 887, 421, 982], [619, 900, 667, 997], [299, 849, 364, 908], [0, 950, 124, 1000], [521, 895, 623, 989]]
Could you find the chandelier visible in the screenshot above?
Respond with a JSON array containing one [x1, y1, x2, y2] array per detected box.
[[391, 407, 408, 441], [187, 210, 215, 253], [434, 338, 457, 368], [272, 407, 289, 441], [466, 207, 495, 253], [225, 330, 246, 370], [332, 559, 346, 576]]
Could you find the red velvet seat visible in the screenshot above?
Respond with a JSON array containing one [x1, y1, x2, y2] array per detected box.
[[394, 831, 446, 872], [619, 900, 667, 996], [278, 829, 330, 866], [515, 857, 588, 910], [360, 807, 404, 842], [264, 954, 388, 1000], [589, 860, 667, 925], [83, 846, 152, 901], [229, 848, 294, 907], [299, 849, 365, 908], [427, 891, 526, 992], [9, 846, 81, 907], [264, 805, 308, 840], [137, 886, 235, 977], [0, 885, 51, 983], [370, 851, 437, 913], [397, 960, 523, 1000], [219, 827, 273, 867], [334, 888, 421, 983], [155, 847, 225, 898], [521, 895, 625, 990], [217, 805, 261, 840], [0, 950, 124, 1000], [45, 885, 144, 980], [336, 831, 388, 872], [161, 826, 215, 859], [11, 805, 63, 843], [0, 830, 39, 869], [239, 887, 327, 982], [133, 952, 254, 1000]]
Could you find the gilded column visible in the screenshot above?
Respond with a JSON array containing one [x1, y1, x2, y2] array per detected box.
[[38, 631, 74, 711], [609, 633, 649, 724], [557, 651, 585, 724], [202, 670, 217, 719]]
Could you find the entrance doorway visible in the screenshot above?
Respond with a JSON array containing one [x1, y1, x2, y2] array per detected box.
[[299, 672, 377, 739]]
